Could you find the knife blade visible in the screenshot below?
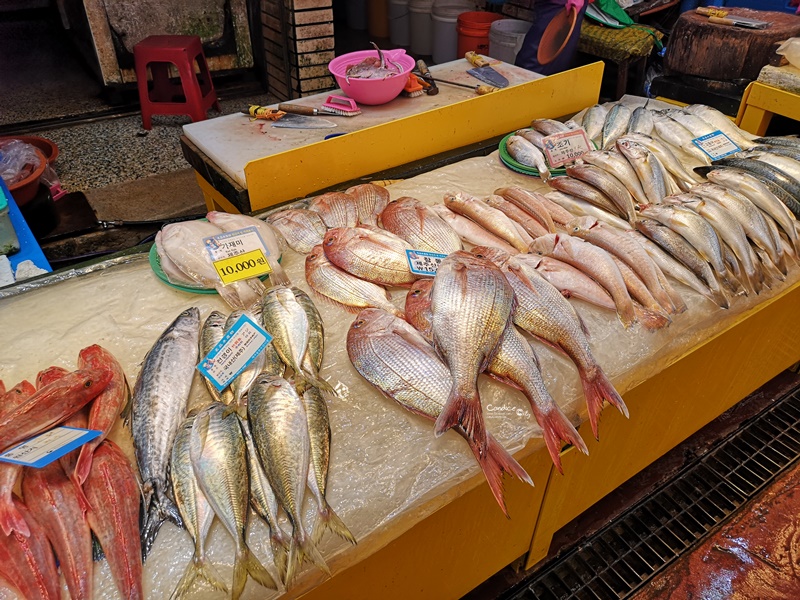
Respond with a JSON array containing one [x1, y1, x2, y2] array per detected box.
[[465, 52, 509, 88], [272, 113, 337, 128]]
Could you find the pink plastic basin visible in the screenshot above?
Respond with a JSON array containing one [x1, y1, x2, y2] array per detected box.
[[328, 49, 415, 106]]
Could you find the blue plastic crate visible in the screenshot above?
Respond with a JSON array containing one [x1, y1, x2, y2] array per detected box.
[[722, 0, 796, 14]]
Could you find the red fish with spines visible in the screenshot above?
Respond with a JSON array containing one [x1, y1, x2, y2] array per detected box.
[[74, 344, 130, 486], [22, 460, 94, 600], [83, 440, 143, 600], [0, 380, 36, 420], [0, 367, 111, 451], [0, 497, 60, 600], [0, 381, 37, 537]]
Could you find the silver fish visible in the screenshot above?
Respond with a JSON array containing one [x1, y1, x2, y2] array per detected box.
[[602, 103, 632, 149], [514, 127, 546, 149], [248, 375, 331, 585], [547, 176, 623, 217], [622, 133, 704, 188], [133, 307, 200, 558], [169, 415, 228, 599], [579, 150, 649, 207], [506, 135, 551, 180], [430, 251, 515, 453], [190, 403, 276, 598], [565, 164, 637, 223], [616, 139, 668, 205], [684, 104, 757, 149], [651, 112, 712, 166], [486, 194, 550, 238], [627, 105, 654, 136], [494, 186, 560, 231], [582, 104, 609, 147], [545, 191, 633, 231], [200, 311, 234, 405], [292, 286, 325, 376], [224, 310, 269, 408], [530, 118, 570, 136]]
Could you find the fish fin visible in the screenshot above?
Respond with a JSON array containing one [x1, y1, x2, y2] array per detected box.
[[286, 524, 331, 586], [467, 431, 534, 518], [656, 270, 687, 314], [68, 466, 93, 513], [267, 259, 291, 288], [0, 495, 30, 537], [169, 554, 229, 600], [297, 370, 338, 401], [316, 499, 357, 545], [579, 367, 628, 441], [269, 532, 290, 586], [232, 546, 278, 600], [119, 375, 133, 427], [576, 312, 591, 339], [434, 388, 487, 456], [140, 500, 165, 561], [531, 405, 588, 474], [633, 304, 670, 331], [214, 283, 247, 310], [74, 445, 94, 487]]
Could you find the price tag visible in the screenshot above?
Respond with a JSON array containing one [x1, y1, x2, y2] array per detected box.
[[197, 313, 273, 391], [0, 427, 102, 468], [406, 249, 447, 277], [204, 227, 272, 285], [541, 129, 593, 168], [692, 130, 740, 161]]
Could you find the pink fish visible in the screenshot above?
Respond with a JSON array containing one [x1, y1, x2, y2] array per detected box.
[[22, 461, 93, 600], [84, 440, 143, 600], [0, 380, 36, 420], [0, 498, 60, 600], [0, 368, 111, 451], [74, 345, 130, 485], [0, 381, 36, 537]]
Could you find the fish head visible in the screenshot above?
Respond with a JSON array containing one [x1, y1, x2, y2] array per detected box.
[[75, 367, 113, 395], [322, 227, 349, 250], [529, 233, 558, 256], [349, 308, 396, 336], [469, 245, 510, 266], [567, 215, 597, 235]]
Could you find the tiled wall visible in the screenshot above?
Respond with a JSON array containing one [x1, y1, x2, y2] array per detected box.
[[261, 0, 336, 100]]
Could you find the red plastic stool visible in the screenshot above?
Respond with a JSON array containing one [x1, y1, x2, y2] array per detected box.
[[133, 35, 221, 130]]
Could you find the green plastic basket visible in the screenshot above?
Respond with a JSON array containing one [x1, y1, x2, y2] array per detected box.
[[499, 132, 568, 178]]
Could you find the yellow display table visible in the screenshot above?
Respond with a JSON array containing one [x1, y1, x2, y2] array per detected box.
[[736, 80, 800, 135]]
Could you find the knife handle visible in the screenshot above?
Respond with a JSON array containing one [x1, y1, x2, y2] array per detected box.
[[465, 51, 490, 68], [278, 103, 319, 116], [708, 16, 736, 26]]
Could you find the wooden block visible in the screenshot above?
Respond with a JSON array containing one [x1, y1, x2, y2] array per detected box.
[[296, 50, 335, 67], [296, 37, 335, 53], [290, 8, 333, 24], [665, 9, 800, 80], [290, 22, 334, 39]]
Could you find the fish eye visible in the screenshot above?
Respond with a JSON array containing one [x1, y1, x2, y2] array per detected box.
[[324, 236, 335, 246], [84, 380, 92, 388], [572, 226, 579, 232], [475, 252, 485, 259], [353, 319, 365, 328]]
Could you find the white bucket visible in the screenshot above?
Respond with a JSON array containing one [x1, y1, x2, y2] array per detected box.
[[347, 0, 368, 31], [409, 0, 434, 56], [488, 18, 532, 64], [431, 2, 474, 64], [389, 0, 410, 47]]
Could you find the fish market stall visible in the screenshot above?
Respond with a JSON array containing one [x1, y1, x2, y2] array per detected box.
[[3, 99, 800, 599], [180, 59, 604, 213]]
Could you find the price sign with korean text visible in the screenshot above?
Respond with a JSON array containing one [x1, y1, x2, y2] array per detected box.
[[406, 249, 448, 277], [692, 131, 740, 161], [541, 129, 593, 168], [0, 427, 102, 468], [204, 227, 272, 285]]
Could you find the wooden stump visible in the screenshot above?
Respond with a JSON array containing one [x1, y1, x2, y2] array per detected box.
[[664, 9, 800, 81]]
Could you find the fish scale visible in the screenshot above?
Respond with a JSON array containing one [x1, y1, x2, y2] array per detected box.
[[323, 226, 416, 287], [379, 197, 463, 254]]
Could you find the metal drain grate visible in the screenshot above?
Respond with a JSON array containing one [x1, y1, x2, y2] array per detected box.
[[502, 385, 800, 600]]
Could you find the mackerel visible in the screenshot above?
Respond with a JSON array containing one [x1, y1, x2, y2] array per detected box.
[[132, 307, 200, 558], [602, 103, 632, 150], [200, 311, 234, 405], [707, 157, 800, 217]]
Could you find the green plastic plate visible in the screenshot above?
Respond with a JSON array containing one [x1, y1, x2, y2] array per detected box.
[[500, 131, 598, 177]]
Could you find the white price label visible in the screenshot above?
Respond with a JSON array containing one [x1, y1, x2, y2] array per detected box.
[[692, 130, 740, 161], [204, 227, 272, 285], [197, 314, 272, 391], [406, 249, 447, 277], [0, 427, 102, 468], [541, 129, 594, 168]]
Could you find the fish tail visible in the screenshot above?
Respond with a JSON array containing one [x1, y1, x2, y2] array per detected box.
[[633, 304, 671, 331], [434, 388, 487, 454], [267, 259, 291, 288], [661, 277, 687, 314], [215, 284, 246, 310], [317, 499, 357, 545], [617, 302, 637, 330], [467, 431, 534, 518], [67, 468, 93, 514], [579, 366, 628, 441], [532, 405, 588, 474], [140, 502, 164, 561], [270, 533, 290, 585], [286, 523, 331, 586], [0, 496, 30, 537], [244, 545, 278, 593], [297, 370, 338, 401], [169, 554, 228, 600]]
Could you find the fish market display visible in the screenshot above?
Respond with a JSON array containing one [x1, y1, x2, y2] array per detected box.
[[322, 226, 417, 286], [308, 192, 359, 229], [379, 196, 463, 254], [347, 183, 391, 226], [267, 208, 327, 254]]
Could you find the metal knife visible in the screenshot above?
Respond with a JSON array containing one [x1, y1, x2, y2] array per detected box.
[[271, 113, 337, 128], [465, 52, 509, 88]]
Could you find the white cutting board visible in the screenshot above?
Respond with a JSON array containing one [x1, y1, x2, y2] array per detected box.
[[183, 58, 542, 189]]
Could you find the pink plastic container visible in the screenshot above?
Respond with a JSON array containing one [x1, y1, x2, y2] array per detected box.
[[328, 49, 415, 106]]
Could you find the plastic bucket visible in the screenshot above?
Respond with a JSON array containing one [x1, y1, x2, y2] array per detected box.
[[368, 0, 390, 38], [389, 0, 410, 46], [409, 0, 434, 56], [432, 2, 474, 64], [488, 19, 532, 64], [347, 0, 368, 30], [456, 11, 504, 58]]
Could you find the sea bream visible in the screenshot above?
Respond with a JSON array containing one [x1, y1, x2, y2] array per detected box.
[[132, 307, 201, 558], [346, 308, 533, 515], [322, 226, 417, 287], [267, 208, 327, 254], [379, 196, 462, 254], [430, 251, 515, 454], [346, 183, 391, 226]]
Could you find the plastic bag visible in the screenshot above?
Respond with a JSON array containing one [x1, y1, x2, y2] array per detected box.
[[0, 140, 41, 186], [776, 38, 800, 70]]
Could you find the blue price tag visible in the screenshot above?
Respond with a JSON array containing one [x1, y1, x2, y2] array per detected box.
[[197, 314, 272, 391], [692, 130, 740, 161], [406, 249, 448, 277], [0, 427, 103, 468]]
